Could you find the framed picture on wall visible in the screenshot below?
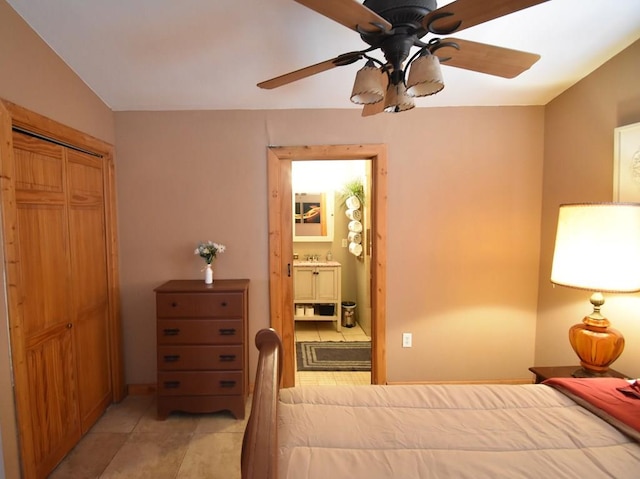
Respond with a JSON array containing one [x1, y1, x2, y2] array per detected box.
[[613, 121, 640, 201]]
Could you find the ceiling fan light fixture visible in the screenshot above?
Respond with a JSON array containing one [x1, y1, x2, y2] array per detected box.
[[406, 52, 444, 97], [350, 60, 385, 105], [383, 81, 415, 113]]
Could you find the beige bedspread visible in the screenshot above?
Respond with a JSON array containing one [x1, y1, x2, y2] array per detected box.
[[278, 383, 640, 478]]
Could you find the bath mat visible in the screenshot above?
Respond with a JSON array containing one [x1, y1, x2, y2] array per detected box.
[[296, 341, 371, 372]]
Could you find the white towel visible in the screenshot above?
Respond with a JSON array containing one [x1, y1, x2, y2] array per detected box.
[[346, 208, 362, 221], [348, 220, 363, 232], [349, 242, 363, 256], [346, 196, 361, 209], [348, 231, 362, 244]]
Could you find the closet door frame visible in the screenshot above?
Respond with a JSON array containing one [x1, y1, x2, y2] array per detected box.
[[0, 99, 124, 478]]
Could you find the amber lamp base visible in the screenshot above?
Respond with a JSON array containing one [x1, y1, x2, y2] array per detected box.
[[568, 292, 625, 375]]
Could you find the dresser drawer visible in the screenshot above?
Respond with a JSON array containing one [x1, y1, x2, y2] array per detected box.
[[158, 345, 243, 370], [158, 371, 243, 396], [156, 292, 244, 318], [158, 319, 242, 345]]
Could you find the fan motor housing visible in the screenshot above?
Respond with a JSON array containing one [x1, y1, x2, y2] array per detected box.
[[361, 0, 438, 71], [363, 0, 437, 30]]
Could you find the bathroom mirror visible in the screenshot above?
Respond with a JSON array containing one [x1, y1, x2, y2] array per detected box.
[[293, 192, 334, 242]]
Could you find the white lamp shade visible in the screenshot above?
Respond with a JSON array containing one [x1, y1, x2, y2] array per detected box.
[[550, 203, 640, 292]]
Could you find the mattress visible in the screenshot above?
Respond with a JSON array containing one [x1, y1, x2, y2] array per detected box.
[[277, 383, 640, 478]]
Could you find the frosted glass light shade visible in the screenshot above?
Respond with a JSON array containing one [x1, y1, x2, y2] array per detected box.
[[406, 54, 444, 97], [551, 203, 640, 292]]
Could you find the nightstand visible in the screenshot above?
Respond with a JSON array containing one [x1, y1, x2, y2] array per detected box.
[[529, 365, 629, 384]]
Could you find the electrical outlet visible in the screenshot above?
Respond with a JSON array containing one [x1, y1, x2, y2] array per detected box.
[[342, 238, 348, 247], [402, 332, 412, 348]]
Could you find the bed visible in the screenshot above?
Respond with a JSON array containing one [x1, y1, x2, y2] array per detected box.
[[241, 328, 640, 479]]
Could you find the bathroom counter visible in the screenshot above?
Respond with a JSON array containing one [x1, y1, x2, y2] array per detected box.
[[293, 260, 341, 267]]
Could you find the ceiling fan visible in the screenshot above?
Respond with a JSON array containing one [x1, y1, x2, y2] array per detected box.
[[257, 0, 549, 115]]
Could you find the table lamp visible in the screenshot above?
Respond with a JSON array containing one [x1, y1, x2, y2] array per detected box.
[[550, 203, 640, 376]]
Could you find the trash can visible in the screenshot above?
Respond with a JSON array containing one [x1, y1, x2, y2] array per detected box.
[[341, 301, 356, 328]]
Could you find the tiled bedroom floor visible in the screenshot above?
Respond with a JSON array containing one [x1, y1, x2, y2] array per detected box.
[[50, 394, 248, 478], [50, 321, 371, 477]]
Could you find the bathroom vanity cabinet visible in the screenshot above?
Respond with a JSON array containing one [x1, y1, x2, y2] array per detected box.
[[293, 262, 342, 331], [155, 279, 249, 420]]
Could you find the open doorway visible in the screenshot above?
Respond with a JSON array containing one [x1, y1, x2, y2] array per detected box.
[[292, 160, 372, 386], [267, 144, 387, 388]]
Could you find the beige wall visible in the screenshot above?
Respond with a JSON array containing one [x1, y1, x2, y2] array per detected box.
[[0, 2, 115, 476], [1, 0, 638, 473], [115, 106, 544, 385], [536, 39, 640, 378], [0, 1, 115, 143]]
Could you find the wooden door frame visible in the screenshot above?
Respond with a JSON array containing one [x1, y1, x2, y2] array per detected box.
[[267, 144, 387, 387], [0, 99, 124, 477]]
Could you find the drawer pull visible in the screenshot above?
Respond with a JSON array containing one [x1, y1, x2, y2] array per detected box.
[[219, 328, 236, 336], [171, 302, 178, 307], [163, 381, 181, 389], [219, 354, 236, 362], [163, 354, 180, 362], [220, 301, 228, 307], [163, 328, 180, 336], [220, 380, 236, 388]]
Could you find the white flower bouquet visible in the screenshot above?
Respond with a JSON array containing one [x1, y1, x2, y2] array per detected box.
[[195, 241, 226, 264]]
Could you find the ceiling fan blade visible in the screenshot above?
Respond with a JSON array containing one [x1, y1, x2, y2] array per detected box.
[[435, 38, 540, 79], [361, 100, 385, 117], [257, 52, 362, 89], [295, 0, 391, 33], [423, 0, 549, 35]]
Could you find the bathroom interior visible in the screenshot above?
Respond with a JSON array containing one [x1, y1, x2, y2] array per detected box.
[[292, 160, 372, 386]]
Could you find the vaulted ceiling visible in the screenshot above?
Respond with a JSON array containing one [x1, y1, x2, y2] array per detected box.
[[7, 0, 640, 111]]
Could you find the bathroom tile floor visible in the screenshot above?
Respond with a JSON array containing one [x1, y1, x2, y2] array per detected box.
[[50, 321, 370, 478], [295, 320, 372, 386]]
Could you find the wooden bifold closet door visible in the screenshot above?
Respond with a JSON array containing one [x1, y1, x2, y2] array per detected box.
[[10, 131, 112, 478]]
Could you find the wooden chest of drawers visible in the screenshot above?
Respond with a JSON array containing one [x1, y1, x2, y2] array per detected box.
[[154, 279, 250, 420]]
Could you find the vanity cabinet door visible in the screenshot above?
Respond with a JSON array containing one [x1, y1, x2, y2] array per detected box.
[[315, 268, 339, 301], [293, 267, 316, 300]]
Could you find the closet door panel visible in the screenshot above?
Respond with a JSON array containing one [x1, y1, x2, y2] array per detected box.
[[69, 204, 110, 430], [13, 132, 64, 194], [74, 305, 110, 429], [16, 192, 79, 476], [67, 152, 111, 431], [67, 152, 104, 205], [26, 326, 80, 478], [17, 205, 71, 335]]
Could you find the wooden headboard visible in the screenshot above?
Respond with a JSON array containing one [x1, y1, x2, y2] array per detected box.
[[241, 328, 282, 479]]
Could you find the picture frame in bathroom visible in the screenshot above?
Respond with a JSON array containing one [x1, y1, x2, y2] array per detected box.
[[293, 192, 335, 242], [613, 121, 640, 201]]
